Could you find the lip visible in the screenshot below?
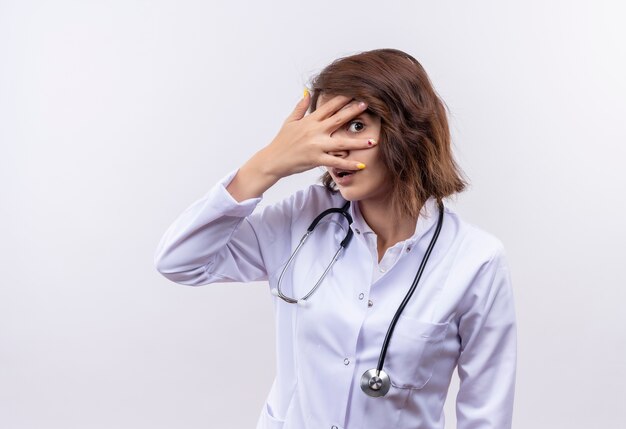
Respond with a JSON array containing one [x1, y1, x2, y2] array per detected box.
[[331, 168, 359, 186]]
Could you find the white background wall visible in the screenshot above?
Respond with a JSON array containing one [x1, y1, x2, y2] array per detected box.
[[1, 1, 625, 428]]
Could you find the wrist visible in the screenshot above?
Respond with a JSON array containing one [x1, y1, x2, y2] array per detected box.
[[251, 146, 284, 181], [226, 148, 281, 202]]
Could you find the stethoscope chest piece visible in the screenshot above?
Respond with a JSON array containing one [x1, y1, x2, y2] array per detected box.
[[360, 368, 391, 397]]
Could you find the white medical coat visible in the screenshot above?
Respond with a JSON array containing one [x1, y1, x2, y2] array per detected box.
[[154, 171, 517, 429]]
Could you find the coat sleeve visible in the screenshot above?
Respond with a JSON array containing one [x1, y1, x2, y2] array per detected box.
[[153, 170, 294, 286], [455, 247, 517, 429]]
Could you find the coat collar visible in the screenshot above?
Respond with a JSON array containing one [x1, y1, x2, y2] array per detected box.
[[348, 197, 440, 246]]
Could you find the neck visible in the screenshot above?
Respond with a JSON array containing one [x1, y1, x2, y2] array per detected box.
[[358, 199, 420, 262]]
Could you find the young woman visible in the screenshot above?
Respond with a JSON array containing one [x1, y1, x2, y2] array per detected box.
[[154, 48, 516, 429]]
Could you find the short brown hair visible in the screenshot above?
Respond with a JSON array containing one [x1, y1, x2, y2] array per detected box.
[[309, 48, 467, 218]]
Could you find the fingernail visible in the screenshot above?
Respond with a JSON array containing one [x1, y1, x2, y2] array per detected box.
[[367, 139, 377, 146], [303, 88, 309, 98], [356, 163, 366, 170], [358, 101, 366, 108]]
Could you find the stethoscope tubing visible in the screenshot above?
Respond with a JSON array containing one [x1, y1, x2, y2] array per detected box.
[[272, 201, 352, 305], [375, 200, 445, 373], [272, 198, 445, 398]]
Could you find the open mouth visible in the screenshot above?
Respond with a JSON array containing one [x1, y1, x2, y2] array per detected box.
[[332, 168, 358, 178]]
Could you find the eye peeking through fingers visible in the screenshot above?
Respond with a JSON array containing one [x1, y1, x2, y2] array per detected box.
[[347, 120, 365, 133]]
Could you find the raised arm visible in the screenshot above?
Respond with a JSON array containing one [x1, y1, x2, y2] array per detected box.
[[154, 92, 376, 285]]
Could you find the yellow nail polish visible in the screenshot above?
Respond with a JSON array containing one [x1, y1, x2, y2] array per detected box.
[[356, 163, 366, 170], [303, 88, 309, 98]]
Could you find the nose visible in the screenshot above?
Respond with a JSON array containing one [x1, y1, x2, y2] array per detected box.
[[328, 148, 349, 158], [327, 125, 353, 158]]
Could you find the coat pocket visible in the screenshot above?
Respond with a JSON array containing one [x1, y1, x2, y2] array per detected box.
[[258, 402, 285, 429], [384, 317, 449, 389]]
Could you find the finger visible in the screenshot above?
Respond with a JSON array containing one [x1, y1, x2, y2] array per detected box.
[[322, 101, 368, 134], [310, 94, 353, 120], [321, 137, 378, 153], [320, 154, 367, 172], [285, 89, 311, 122]]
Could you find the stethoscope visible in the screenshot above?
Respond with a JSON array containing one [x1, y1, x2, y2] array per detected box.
[[271, 199, 445, 398]]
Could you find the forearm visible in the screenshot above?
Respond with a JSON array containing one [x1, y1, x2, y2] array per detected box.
[[154, 171, 266, 285]]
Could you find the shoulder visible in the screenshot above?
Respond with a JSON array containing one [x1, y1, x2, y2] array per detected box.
[[254, 183, 344, 224], [442, 205, 508, 271], [442, 207, 514, 315], [272, 183, 345, 219], [292, 183, 344, 209]]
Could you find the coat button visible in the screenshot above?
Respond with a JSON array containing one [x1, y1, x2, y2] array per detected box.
[[358, 293, 364, 300], [344, 358, 350, 365], [355, 228, 361, 234], [368, 300, 373, 308], [332, 426, 339, 429]]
